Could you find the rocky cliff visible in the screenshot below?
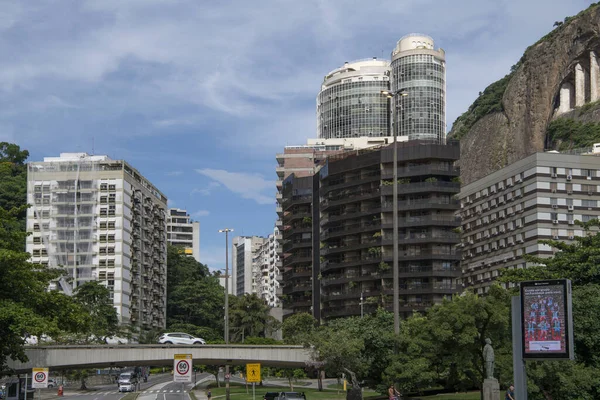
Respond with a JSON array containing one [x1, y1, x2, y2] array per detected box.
[[451, 3, 600, 185]]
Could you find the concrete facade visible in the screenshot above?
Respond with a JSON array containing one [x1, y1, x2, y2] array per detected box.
[[254, 227, 282, 307], [460, 151, 600, 294], [556, 51, 600, 115], [27, 153, 167, 329], [232, 236, 267, 296], [167, 208, 200, 262], [5, 345, 312, 373]]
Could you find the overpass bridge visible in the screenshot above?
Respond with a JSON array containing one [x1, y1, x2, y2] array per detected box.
[[5, 345, 314, 374]]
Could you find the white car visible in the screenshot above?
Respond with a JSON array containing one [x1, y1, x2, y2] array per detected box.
[[118, 383, 135, 393], [158, 332, 206, 345]]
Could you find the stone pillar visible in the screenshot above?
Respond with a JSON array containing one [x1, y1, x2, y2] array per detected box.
[[558, 82, 573, 114], [575, 63, 586, 107], [591, 51, 600, 102], [483, 378, 500, 400]]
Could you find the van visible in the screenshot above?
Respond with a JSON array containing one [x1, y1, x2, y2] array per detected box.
[[118, 373, 138, 385]]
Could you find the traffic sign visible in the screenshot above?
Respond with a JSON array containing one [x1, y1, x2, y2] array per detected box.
[[246, 363, 261, 383], [32, 368, 49, 389], [173, 354, 192, 382]]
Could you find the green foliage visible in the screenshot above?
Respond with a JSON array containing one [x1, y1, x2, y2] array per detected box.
[[229, 293, 280, 342], [0, 206, 90, 373], [377, 262, 390, 273], [546, 118, 600, 151], [72, 281, 119, 342], [0, 143, 29, 234], [451, 73, 513, 140], [166, 245, 224, 338], [302, 217, 312, 224], [282, 312, 317, 344], [500, 220, 600, 398], [384, 287, 511, 394], [372, 231, 382, 238], [309, 309, 395, 387], [424, 177, 438, 183], [242, 337, 282, 345]]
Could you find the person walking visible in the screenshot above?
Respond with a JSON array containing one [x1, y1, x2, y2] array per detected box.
[[388, 384, 401, 400], [207, 389, 212, 400], [506, 384, 515, 400]]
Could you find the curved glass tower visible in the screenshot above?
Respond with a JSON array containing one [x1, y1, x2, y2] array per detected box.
[[317, 58, 391, 139], [390, 34, 446, 142]]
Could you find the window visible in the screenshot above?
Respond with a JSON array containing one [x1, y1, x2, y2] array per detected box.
[[550, 198, 557, 206], [550, 182, 558, 192], [566, 198, 574, 206], [99, 260, 107, 267], [33, 224, 40, 231], [109, 184, 116, 191], [108, 221, 116, 229], [582, 214, 595, 222], [33, 237, 41, 244], [100, 208, 108, 216], [583, 199, 597, 208], [100, 196, 108, 204], [99, 248, 107, 255], [108, 194, 116, 203], [107, 235, 115, 243], [107, 247, 115, 255], [551, 212, 558, 221], [107, 259, 115, 267], [568, 214, 574, 224], [100, 183, 108, 191], [99, 222, 107, 229]]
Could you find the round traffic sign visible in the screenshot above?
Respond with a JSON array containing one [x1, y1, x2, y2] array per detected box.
[[176, 360, 190, 375], [34, 372, 46, 383], [225, 373, 231, 380]]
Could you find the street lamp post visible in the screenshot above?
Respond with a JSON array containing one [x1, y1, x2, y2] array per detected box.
[[382, 89, 408, 335], [218, 228, 233, 400]]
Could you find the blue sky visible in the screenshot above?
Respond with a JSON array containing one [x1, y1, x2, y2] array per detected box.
[[0, 0, 592, 270]]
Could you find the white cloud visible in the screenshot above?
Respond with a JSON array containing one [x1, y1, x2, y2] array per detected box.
[[191, 181, 221, 196], [195, 168, 275, 205], [191, 210, 210, 218]]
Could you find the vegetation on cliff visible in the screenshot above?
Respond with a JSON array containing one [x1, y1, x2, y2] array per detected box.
[[449, 2, 600, 141], [547, 117, 600, 151]]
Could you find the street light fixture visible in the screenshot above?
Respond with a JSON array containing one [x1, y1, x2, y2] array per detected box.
[[218, 228, 233, 400], [381, 89, 409, 336]]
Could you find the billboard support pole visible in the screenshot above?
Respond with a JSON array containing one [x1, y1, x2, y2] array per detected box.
[[512, 295, 528, 400]]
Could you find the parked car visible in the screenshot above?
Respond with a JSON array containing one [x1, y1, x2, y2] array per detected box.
[[118, 382, 135, 393], [158, 332, 206, 345], [263, 392, 280, 400], [276, 392, 306, 400], [47, 379, 57, 388]]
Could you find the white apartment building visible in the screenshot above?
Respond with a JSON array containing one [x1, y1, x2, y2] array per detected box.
[[167, 208, 200, 262], [459, 151, 600, 294], [26, 153, 168, 329], [253, 227, 282, 307], [232, 236, 267, 296]]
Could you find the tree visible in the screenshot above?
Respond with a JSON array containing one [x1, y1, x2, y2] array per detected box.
[[166, 245, 225, 340], [73, 281, 119, 343], [384, 287, 511, 395], [0, 206, 89, 373], [229, 293, 279, 342], [282, 312, 316, 344], [499, 221, 600, 399], [0, 143, 29, 229]]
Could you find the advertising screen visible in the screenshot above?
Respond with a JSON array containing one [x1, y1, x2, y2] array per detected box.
[[521, 279, 573, 359]]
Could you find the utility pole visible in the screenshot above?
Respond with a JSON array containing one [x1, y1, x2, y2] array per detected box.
[[219, 228, 233, 400]]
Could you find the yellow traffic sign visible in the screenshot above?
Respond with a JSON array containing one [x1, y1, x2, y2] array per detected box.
[[246, 363, 261, 383]]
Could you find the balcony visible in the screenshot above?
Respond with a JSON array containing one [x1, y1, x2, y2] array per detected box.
[[321, 238, 381, 256], [382, 165, 459, 179], [321, 188, 381, 210], [381, 215, 460, 229], [283, 253, 312, 266], [382, 199, 460, 211], [384, 282, 458, 295], [321, 255, 381, 271], [382, 250, 461, 262], [283, 238, 312, 253], [321, 221, 380, 240], [381, 232, 460, 245]]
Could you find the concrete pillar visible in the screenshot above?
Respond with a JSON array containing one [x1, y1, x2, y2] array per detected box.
[[559, 82, 573, 114], [591, 51, 600, 102], [575, 63, 586, 107]]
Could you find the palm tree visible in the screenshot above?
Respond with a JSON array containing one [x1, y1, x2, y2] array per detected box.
[[229, 294, 278, 342]]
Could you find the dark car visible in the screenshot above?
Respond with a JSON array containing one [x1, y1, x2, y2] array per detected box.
[[276, 392, 306, 400], [263, 393, 279, 400]]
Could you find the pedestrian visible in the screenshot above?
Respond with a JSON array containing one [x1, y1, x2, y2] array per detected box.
[[388, 384, 401, 400], [207, 389, 212, 400], [506, 384, 515, 400]]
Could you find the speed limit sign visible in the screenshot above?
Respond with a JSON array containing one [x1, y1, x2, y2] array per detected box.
[[173, 354, 192, 382], [32, 368, 49, 389]]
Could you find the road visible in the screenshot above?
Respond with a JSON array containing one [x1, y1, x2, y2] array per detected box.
[[39, 373, 212, 400]]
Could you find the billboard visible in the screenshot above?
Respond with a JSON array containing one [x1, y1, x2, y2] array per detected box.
[[521, 279, 574, 360]]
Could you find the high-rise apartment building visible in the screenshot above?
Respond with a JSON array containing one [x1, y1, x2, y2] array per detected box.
[[390, 34, 446, 142], [460, 151, 600, 294], [281, 141, 462, 321], [317, 59, 391, 139], [232, 236, 267, 296], [26, 153, 167, 329], [253, 227, 282, 307], [167, 208, 200, 262]]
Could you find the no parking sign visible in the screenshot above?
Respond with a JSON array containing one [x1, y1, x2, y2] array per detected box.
[[173, 354, 192, 382], [32, 368, 49, 389]]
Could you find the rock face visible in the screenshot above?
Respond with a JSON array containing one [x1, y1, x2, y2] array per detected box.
[[454, 5, 600, 185]]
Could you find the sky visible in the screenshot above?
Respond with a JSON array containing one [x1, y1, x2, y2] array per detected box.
[[0, 0, 593, 271]]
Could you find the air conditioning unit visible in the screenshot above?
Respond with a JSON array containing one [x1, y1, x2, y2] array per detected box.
[[551, 173, 557, 178], [552, 235, 559, 240], [552, 189, 557, 193], [552, 219, 559, 224], [587, 176, 592, 180], [567, 190, 573, 194], [589, 191, 594, 195], [568, 221, 575, 225], [551, 204, 558, 209], [567, 175, 572, 180], [568, 205, 574, 211], [517, 238, 524, 243], [568, 235, 575, 240], [500, 243, 506, 248], [469, 240, 474, 245]]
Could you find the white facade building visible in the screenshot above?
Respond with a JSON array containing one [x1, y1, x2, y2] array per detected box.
[[232, 236, 267, 296], [26, 153, 168, 329], [167, 208, 200, 262], [460, 151, 600, 294], [253, 227, 282, 307]]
